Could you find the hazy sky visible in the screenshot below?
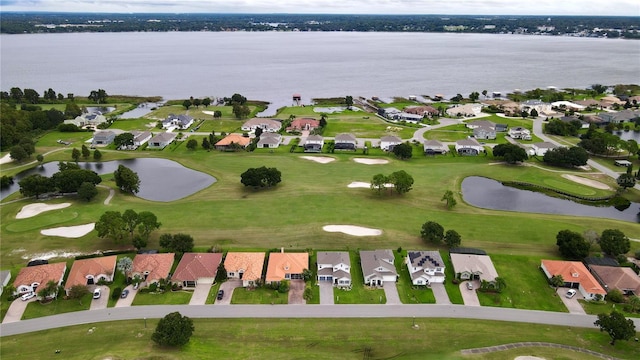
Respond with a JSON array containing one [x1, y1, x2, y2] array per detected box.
[[1, 0, 639, 16]]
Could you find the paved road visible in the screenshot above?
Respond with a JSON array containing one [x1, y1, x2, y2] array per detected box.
[[4, 303, 640, 337]]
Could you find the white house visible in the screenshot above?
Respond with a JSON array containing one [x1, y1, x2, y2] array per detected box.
[[406, 251, 445, 285], [256, 132, 281, 149], [304, 135, 324, 152], [131, 130, 152, 146], [520, 100, 552, 115], [147, 132, 177, 149], [360, 250, 398, 286], [92, 130, 116, 146], [531, 142, 557, 156], [317, 251, 351, 287], [241, 118, 282, 133], [162, 114, 194, 130], [446, 103, 482, 117], [64, 112, 107, 128], [380, 135, 402, 151], [508, 127, 532, 140]]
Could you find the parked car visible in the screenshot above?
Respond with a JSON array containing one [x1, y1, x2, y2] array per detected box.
[[565, 289, 577, 299], [466, 282, 473, 290], [217, 289, 224, 300], [93, 288, 101, 299], [121, 289, 129, 299], [21, 292, 35, 301]]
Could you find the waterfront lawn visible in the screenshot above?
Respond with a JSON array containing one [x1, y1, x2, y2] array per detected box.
[[130, 290, 192, 305], [230, 286, 288, 304], [476, 254, 567, 312], [395, 250, 436, 304], [2, 318, 638, 360], [22, 294, 92, 320]]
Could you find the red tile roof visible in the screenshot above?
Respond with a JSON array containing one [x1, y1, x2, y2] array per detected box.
[[65, 256, 117, 290], [172, 253, 222, 282], [14, 262, 66, 290], [132, 253, 175, 283], [541, 260, 605, 295]]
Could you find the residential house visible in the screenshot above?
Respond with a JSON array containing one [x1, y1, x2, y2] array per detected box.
[[589, 265, 640, 296], [466, 120, 496, 130], [64, 112, 107, 128], [147, 132, 177, 149], [131, 130, 152, 146], [495, 123, 509, 132], [551, 101, 585, 112], [455, 138, 484, 156], [377, 107, 401, 119], [393, 112, 423, 124], [162, 114, 194, 130], [215, 134, 251, 151], [287, 118, 319, 132], [530, 142, 557, 156], [446, 103, 482, 117], [540, 260, 606, 300], [224, 252, 265, 287], [92, 131, 116, 146], [520, 100, 552, 115], [508, 127, 532, 140], [423, 140, 448, 155], [0, 270, 11, 296], [131, 253, 175, 286], [13, 262, 66, 298], [316, 251, 351, 287], [304, 135, 324, 152], [172, 252, 223, 288], [265, 250, 309, 284], [241, 118, 282, 133], [334, 133, 357, 150], [380, 135, 402, 151], [360, 250, 398, 286], [450, 253, 499, 284], [404, 105, 439, 117], [406, 251, 445, 285], [64, 255, 117, 295], [473, 126, 496, 140], [256, 132, 282, 149], [597, 109, 640, 124]]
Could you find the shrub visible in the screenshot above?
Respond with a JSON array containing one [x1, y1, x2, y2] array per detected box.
[[111, 287, 122, 300], [606, 289, 625, 304], [148, 283, 158, 292]]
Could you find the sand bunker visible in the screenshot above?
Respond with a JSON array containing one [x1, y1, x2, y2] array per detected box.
[[515, 357, 545, 360], [202, 111, 215, 116], [300, 156, 335, 164], [0, 153, 13, 164], [353, 158, 389, 165], [347, 181, 393, 188], [16, 203, 71, 219], [562, 174, 611, 190], [323, 225, 382, 236], [40, 223, 95, 238]]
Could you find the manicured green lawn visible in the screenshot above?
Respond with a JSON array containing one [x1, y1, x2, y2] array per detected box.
[[395, 250, 436, 304], [231, 286, 289, 304], [205, 283, 222, 305], [197, 119, 245, 133], [131, 290, 193, 305], [111, 118, 157, 131], [476, 254, 567, 312], [580, 300, 640, 318], [21, 294, 92, 320], [2, 318, 638, 360], [334, 252, 386, 304], [442, 254, 463, 304]]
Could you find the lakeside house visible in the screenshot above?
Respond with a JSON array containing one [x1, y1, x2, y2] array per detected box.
[[162, 114, 194, 130], [287, 118, 319, 132], [446, 103, 481, 117], [64, 112, 107, 128], [147, 132, 177, 149], [241, 118, 282, 133], [404, 105, 439, 118], [131, 253, 175, 286], [92, 130, 116, 146], [520, 100, 552, 116], [334, 133, 357, 150], [131, 130, 152, 147]]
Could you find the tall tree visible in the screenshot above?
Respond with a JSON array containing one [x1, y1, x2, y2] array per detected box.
[[186, 138, 198, 150], [122, 209, 140, 240], [182, 99, 191, 110], [152, 312, 195, 347], [421, 221, 444, 244], [9, 145, 28, 163], [18, 174, 53, 199], [113, 133, 134, 149], [23, 88, 40, 104], [95, 211, 127, 244], [36, 154, 44, 166], [137, 211, 161, 241], [71, 148, 81, 162], [159, 233, 194, 254], [441, 190, 457, 209], [345, 95, 353, 109], [77, 181, 98, 202], [599, 229, 630, 257], [388, 170, 413, 195], [202, 137, 211, 151], [444, 229, 462, 248], [81, 144, 91, 159], [550, 274, 564, 289], [594, 311, 636, 345], [492, 143, 528, 164], [114, 165, 140, 194], [370, 173, 388, 194], [93, 149, 102, 161]]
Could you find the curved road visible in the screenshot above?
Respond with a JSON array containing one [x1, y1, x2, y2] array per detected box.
[[2, 303, 640, 337]]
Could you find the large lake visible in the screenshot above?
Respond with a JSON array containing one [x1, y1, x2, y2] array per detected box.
[[1, 32, 638, 109]]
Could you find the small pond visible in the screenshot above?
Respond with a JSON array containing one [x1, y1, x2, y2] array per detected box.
[[1, 158, 216, 202], [461, 176, 639, 223], [613, 130, 640, 142]]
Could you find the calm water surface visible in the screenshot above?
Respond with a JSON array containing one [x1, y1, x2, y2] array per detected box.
[[461, 176, 639, 223], [0, 158, 216, 202], [1, 32, 638, 107]]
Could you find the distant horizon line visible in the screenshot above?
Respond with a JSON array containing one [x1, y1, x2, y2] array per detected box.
[[1, 11, 637, 18]]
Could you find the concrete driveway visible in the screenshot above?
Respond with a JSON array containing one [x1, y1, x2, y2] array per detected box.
[[89, 285, 109, 310], [216, 279, 241, 305], [114, 285, 137, 308], [189, 283, 212, 305], [460, 280, 480, 306], [557, 288, 586, 314], [2, 296, 36, 323], [383, 282, 400, 305], [431, 283, 451, 304], [288, 280, 306, 305], [319, 282, 334, 305]]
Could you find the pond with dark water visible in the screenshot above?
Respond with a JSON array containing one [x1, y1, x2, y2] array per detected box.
[[1, 158, 216, 202], [461, 176, 639, 223], [614, 130, 640, 142]]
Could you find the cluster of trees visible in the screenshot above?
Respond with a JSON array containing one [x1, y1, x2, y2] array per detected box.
[[492, 143, 528, 164], [88, 89, 108, 104], [420, 221, 461, 248], [370, 170, 414, 195], [224, 93, 250, 119], [1, 102, 64, 152], [556, 228, 630, 261], [544, 118, 583, 136], [182, 96, 213, 110], [542, 146, 588, 167], [579, 126, 639, 157], [8, 138, 36, 163], [114, 165, 140, 194], [18, 161, 102, 200], [95, 209, 161, 248], [159, 233, 195, 253], [1, 86, 76, 104], [240, 166, 282, 188]]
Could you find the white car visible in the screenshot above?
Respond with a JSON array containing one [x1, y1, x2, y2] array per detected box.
[[93, 288, 101, 299], [565, 289, 577, 299], [21, 292, 35, 301]]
